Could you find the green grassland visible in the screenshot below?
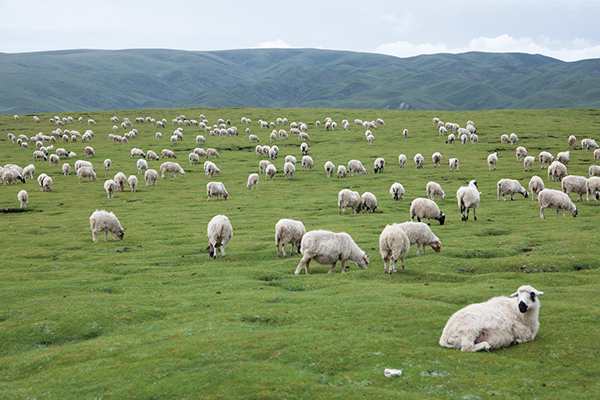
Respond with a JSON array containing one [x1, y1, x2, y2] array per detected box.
[[1, 107, 599, 399]]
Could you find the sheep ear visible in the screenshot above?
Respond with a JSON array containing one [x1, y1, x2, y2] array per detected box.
[[509, 292, 518, 298], [534, 290, 545, 296]]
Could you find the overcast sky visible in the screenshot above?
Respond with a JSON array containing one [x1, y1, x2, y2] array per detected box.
[[1, 0, 599, 62]]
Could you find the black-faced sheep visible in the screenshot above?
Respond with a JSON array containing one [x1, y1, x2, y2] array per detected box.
[[390, 182, 405, 201], [206, 214, 233, 258], [361, 192, 378, 213], [409, 198, 446, 225], [373, 157, 385, 173]]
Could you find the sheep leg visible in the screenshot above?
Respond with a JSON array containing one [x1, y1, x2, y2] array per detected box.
[[328, 261, 338, 274], [473, 209, 477, 221], [295, 256, 310, 275], [422, 244, 426, 255], [93, 232, 99, 243], [105, 232, 109, 242], [220, 245, 226, 257], [282, 242, 288, 258], [276, 240, 281, 257], [540, 207, 546, 220], [401, 257, 405, 270]]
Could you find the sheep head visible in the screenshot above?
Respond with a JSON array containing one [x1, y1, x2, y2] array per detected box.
[[509, 285, 545, 313], [436, 212, 446, 225], [430, 241, 442, 253]]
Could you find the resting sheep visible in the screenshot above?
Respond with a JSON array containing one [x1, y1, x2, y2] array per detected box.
[[338, 189, 362, 215], [379, 224, 410, 274], [457, 180, 480, 221], [439, 285, 545, 352], [561, 175, 588, 201], [538, 189, 578, 219], [528, 176, 545, 201], [397, 221, 441, 256], [89, 210, 125, 243], [390, 182, 405, 201], [294, 230, 369, 275], [160, 162, 185, 178], [275, 218, 306, 258], [497, 179, 529, 201], [206, 214, 233, 258], [410, 198, 446, 225], [426, 181, 446, 201]]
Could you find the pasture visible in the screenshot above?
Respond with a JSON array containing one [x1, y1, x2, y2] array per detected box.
[[1, 107, 599, 399]]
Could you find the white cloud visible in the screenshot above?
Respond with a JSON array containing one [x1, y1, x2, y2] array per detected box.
[[375, 34, 600, 62], [255, 39, 293, 49]]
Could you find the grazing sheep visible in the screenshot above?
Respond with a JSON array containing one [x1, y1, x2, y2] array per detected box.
[[196, 135, 206, 144], [136, 159, 148, 175], [324, 161, 335, 178], [161, 149, 177, 159], [500, 134, 510, 144], [49, 154, 60, 167], [456, 180, 480, 221], [18, 190, 29, 208], [77, 167, 96, 183], [348, 159, 367, 175], [528, 176, 545, 201], [594, 148, 600, 164], [89, 210, 125, 243], [300, 142, 308, 155], [275, 218, 306, 258], [470, 133, 479, 144], [548, 161, 568, 182], [445, 133, 455, 144], [247, 173, 259, 190], [366, 134, 374, 145], [373, 157, 385, 173], [302, 156, 314, 172], [113, 172, 127, 191], [556, 151, 570, 165], [147, 150, 159, 161], [33, 150, 48, 161], [338, 189, 362, 215], [265, 164, 277, 181], [259, 160, 272, 173], [561, 175, 588, 201], [538, 151, 554, 169], [397, 221, 441, 256], [410, 198, 446, 225], [509, 133, 519, 145], [568, 135, 577, 147], [298, 132, 310, 141], [360, 192, 378, 213], [206, 182, 229, 201], [515, 146, 527, 162], [206, 214, 233, 258], [160, 162, 185, 178], [337, 165, 347, 178], [204, 162, 221, 178], [284, 161, 296, 179], [23, 164, 35, 179], [426, 181, 446, 200], [127, 175, 138, 192], [145, 169, 158, 186], [538, 189, 578, 219], [398, 154, 407, 167], [61, 163, 70, 176], [448, 157, 459, 172], [41, 176, 53, 192], [439, 285, 545, 352], [249, 134, 260, 143], [37, 173, 48, 189], [589, 165, 600, 177], [390, 182, 405, 201], [524, 156, 535, 171], [379, 224, 410, 274], [581, 138, 599, 151], [414, 153, 424, 169], [104, 158, 111, 171], [294, 230, 369, 275], [432, 152, 442, 167], [130, 148, 146, 159], [586, 176, 600, 200], [403, 129, 408, 138], [189, 152, 200, 166], [104, 179, 118, 198], [497, 179, 529, 201], [85, 146, 95, 158], [487, 152, 498, 171], [206, 148, 220, 158]]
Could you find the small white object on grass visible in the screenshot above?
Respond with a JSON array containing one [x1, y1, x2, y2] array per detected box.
[[384, 368, 402, 378]]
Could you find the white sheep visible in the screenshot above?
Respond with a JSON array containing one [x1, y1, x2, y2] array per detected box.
[[302, 156, 314, 172], [284, 161, 296, 179], [414, 153, 424, 169], [18, 190, 29, 208], [161, 149, 177, 159], [524, 156, 535, 171], [77, 167, 97, 183], [515, 146, 527, 162], [390, 182, 405, 201], [500, 134, 510, 144], [104, 179, 117, 198], [556, 151, 570, 165], [589, 165, 600, 177], [130, 148, 145, 159], [324, 161, 335, 178], [112, 172, 127, 191], [89, 210, 125, 243], [348, 159, 367, 175], [337, 165, 347, 178], [398, 154, 407, 167], [568, 135, 577, 147], [206, 148, 220, 158], [41, 176, 53, 192], [300, 142, 308, 155], [397, 221, 441, 256], [33, 150, 47, 161], [410, 198, 446, 225], [509, 133, 519, 145], [447, 158, 459, 172], [338, 189, 362, 215], [62, 163, 70, 176], [249, 134, 260, 142], [561, 175, 588, 201], [538, 189, 578, 219], [136, 159, 148, 175], [49, 154, 60, 167], [439, 285, 545, 352], [497, 179, 529, 201], [196, 135, 206, 144], [259, 160, 272, 173], [275, 218, 306, 258], [265, 164, 277, 181], [457, 180, 480, 221], [366, 134, 374, 145], [104, 159, 112, 171], [23, 164, 35, 179], [432, 152, 442, 168], [538, 151, 554, 169], [294, 230, 369, 275], [147, 150, 159, 161], [247, 173, 259, 190], [160, 162, 185, 178], [360, 192, 378, 213], [188, 152, 200, 166], [586, 176, 600, 200], [85, 146, 95, 158], [127, 175, 138, 192], [581, 138, 599, 151], [528, 176, 545, 201], [298, 132, 310, 141], [426, 181, 446, 201], [403, 129, 408, 138], [445, 133, 455, 144], [206, 214, 233, 258], [379, 224, 410, 274], [145, 169, 158, 186], [373, 157, 385, 173], [206, 181, 229, 201], [37, 173, 48, 189], [547, 161, 567, 182], [487, 152, 498, 171]]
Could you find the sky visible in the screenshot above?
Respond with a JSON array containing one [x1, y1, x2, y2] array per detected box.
[[1, 0, 599, 62]]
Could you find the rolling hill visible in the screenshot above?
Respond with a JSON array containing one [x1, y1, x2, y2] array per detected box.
[[1, 48, 599, 114]]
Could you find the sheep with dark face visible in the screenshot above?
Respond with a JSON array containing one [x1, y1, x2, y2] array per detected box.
[[206, 214, 233, 258], [374, 157, 385, 173], [410, 198, 445, 225]]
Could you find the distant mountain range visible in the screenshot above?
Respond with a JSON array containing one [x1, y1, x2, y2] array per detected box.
[[1, 48, 599, 114]]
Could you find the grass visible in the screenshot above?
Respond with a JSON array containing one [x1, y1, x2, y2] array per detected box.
[[1, 107, 599, 399]]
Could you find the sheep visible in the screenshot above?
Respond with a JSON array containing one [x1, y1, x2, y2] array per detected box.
[[249, 134, 260, 142], [373, 157, 385, 173], [337, 165, 347, 178], [497, 179, 529, 201], [206, 214, 233, 258], [538, 151, 554, 169], [487, 152, 498, 171], [49, 154, 60, 167], [426, 181, 446, 201], [440, 126, 448, 136], [294, 230, 369, 275], [538, 189, 578, 219], [324, 161, 335, 178], [581, 138, 599, 151], [524, 156, 535, 171], [561, 175, 588, 201], [500, 134, 510, 144], [568, 135, 577, 147], [147, 150, 159, 161], [298, 132, 310, 141], [247, 173, 259, 190], [366, 134, 374, 145], [41, 176, 53, 192], [1, 169, 25, 185], [23, 164, 35, 179], [284, 161, 296, 179], [89, 209, 125, 243], [528, 176, 545, 201], [300, 142, 309, 155], [556, 151, 570, 165], [160, 162, 185, 178], [348, 159, 367, 175], [432, 152, 442, 168], [515, 146, 527, 162], [130, 148, 146, 159], [127, 175, 138, 192], [259, 160, 272, 173], [360, 192, 378, 213], [37, 173, 48, 188], [196, 135, 206, 144], [33, 150, 48, 161], [206, 181, 229, 201], [61, 163, 70, 176], [77, 167, 97, 183], [448, 157, 459, 172], [414, 153, 424, 169], [338, 189, 362, 215], [379, 224, 410, 274], [161, 149, 176, 159], [275, 218, 306, 258], [445, 133, 455, 144], [265, 164, 277, 181], [410, 198, 446, 225], [548, 161, 568, 182], [302, 156, 314, 172], [398, 154, 407, 167], [268, 146, 278, 160], [203, 161, 221, 177], [586, 176, 600, 200], [189, 152, 200, 166], [104, 158, 112, 171], [390, 182, 405, 201], [439, 285, 545, 352], [403, 129, 409, 138], [145, 169, 158, 186], [206, 148, 220, 158], [509, 133, 519, 145], [136, 159, 148, 175], [104, 179, 117, 198], [397, 221, 441, 256], [85, 146, 95, 158], [589, 165, 600, 177], [113, 172, 127, 191], [18, 190, 29, 208], [456, 180, 480, 221]]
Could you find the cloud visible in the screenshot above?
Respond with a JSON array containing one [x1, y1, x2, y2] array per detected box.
[[375, 34, 600, 62], [255, 39, 293, 49]]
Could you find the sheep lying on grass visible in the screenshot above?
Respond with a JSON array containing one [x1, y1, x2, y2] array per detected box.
[[275, 218, 306, 258], [206, 214, 233, 258], [89, 209, 125, 243], [439, 285, 545, 352], [397, 222, 441, 256], [379, 224, 410, 274], [294, 230, 369, 275]]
